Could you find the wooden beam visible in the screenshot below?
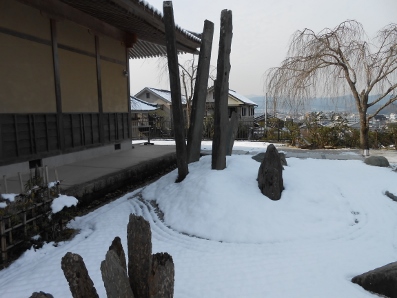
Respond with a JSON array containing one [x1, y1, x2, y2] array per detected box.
[[50, 19, 64, 151], [95, 36, 105, 144], [16, 0, 133, 44]]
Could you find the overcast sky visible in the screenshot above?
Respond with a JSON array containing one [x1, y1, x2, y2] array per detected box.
[[129, 0, 397, 98]]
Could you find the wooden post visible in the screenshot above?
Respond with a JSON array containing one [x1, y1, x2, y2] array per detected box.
[[2, 175, 7, 193], [18, 172, 24, 193], [55, 168, 60, 194], [163, 1, 189, 182], [45, 166, 49, 187], [1, 219, 7, 262], [212, 10, 233, 170], [187, 20, 214, 163]]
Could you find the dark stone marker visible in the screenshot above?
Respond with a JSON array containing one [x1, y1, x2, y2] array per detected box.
[[29, 292, 54, 298], [163, 1, 188, 182], [226, 111, 238, 156], [148, 252, 175, 298], [212, 9, 233, 170], [257, 144, 284, 200], [352, 261, 397, 297], [127, 214, 152, 298], [187, 20, 214, 163], [252, 152, 288, 167], [101, 250, 135, 298], [386, 191, 397, 202], [364, 155, 390, 167], [109, 236, 127, 271], [61, 252, 99, 298]]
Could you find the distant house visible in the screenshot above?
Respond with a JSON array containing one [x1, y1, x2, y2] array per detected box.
[[205, 86, 257, 120], [0, 0, 200, 177], [134, 87, 187, 122], [130, 96, 158, 138]]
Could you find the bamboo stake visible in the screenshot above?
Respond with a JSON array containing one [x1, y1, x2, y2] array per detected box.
[[2, 175, 7, 194], [18, 172, 24, 194]]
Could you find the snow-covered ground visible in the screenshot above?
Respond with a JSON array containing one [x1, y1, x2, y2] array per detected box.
[[1, 142, 397, 297]]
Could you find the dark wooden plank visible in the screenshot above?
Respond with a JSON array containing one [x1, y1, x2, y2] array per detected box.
[[13, 115, 20, 157], [163, 1, 188, 182], [45, 114, 50, 152], [70, 114, 74, 148], [126, 48, 132, 139], [81, 114, 85, 146], [17, 0, 132, 44], [95, 36, 105, 144], [90, 114, 94, 145], [50, 19, 64, 151], [0, 26, 51, 46]]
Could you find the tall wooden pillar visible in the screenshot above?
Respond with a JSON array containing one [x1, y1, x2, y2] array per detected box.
[[163, 1, 188, 182], [187, 20, 214, 163], [212, 10, 233, 170]]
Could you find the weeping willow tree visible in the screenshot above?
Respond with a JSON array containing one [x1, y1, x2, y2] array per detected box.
[[265, 20, 397, 153]]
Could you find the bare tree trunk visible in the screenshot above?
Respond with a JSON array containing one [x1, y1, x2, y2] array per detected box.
[[359, 109, 370, 155]]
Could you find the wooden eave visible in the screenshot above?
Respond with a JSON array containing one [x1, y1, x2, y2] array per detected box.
[[17, 0, 201, 59]]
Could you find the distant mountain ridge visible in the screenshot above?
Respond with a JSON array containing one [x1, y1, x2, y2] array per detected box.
[[247, 95, 397, 115]]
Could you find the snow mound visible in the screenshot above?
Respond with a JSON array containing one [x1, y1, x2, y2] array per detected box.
[[51, 195, 78, 213], [142, 155, 397, 243]]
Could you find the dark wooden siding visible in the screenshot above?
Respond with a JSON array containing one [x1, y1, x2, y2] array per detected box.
[[0, 112, 129, 166]]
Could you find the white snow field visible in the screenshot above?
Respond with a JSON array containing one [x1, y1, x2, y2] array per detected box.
[[1, 142, 397, 297]]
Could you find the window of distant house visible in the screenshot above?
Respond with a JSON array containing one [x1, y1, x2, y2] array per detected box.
[[241, 107, 246, 116], [146, 92, 150, 99]]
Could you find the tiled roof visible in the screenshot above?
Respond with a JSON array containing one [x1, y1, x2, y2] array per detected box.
[[59, 0, 201, 59]]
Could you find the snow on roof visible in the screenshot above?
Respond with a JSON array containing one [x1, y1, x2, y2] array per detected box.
[[137, 0, 201, 44], [131, 96, 158, 111], [207, 86, 257, 106], [229, 90, 258, 106], [146, 87, 187, 104]]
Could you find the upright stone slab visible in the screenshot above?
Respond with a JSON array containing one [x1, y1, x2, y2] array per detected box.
[[108, 236, 127, 271], [127, 214, 152, 298], [148, 252, 175, 298], [101, 250, 134, 298], [163, 1, 188, 182], [61, 252, 99, 298], [257, 144, 284, 200], [226, 111, 238, 156], [352, 261, 397, 297], [212, 9, 233, 170], [187, 20, 214, 163]]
